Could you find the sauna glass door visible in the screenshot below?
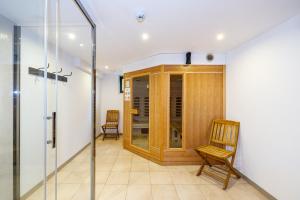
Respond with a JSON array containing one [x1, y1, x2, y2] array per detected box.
[[169, 75, 183, 148], [131, 75, 150, 150]]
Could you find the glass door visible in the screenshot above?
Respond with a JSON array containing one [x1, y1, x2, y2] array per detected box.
[[0, 0, 96, 199], [55, 0, 94, 199], [131, 75, 150, 150], [169, 74, 183, 148], [45, 0, 58, 199]]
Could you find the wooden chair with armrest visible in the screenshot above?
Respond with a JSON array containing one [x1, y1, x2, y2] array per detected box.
[[195, 119, 241, 189], [102, 110, 120, 140]]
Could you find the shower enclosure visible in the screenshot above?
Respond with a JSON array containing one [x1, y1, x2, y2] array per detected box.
[[0, 0, 96, 199]]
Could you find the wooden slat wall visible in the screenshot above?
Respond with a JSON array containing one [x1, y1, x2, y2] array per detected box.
[[149, 73, 163, 159], [185, 73, 224, 148]]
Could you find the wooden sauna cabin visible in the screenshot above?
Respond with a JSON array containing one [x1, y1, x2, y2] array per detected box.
[[123, 65, 225, 165]]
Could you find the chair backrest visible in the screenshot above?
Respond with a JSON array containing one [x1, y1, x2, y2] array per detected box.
[[106, 110, 119, 123], [209, 120, 240, 152]]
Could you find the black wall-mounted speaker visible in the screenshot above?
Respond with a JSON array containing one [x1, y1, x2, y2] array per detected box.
[[186, 52, 191, 65], [206, 53, 214, 61]]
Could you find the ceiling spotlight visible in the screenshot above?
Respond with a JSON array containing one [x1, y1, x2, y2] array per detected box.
[[142, 33, 149, 41], [104, 65, 109, 69], [216, 33, 224, 41], [79, 43, 84, 47], [68, 33, 76, 40]]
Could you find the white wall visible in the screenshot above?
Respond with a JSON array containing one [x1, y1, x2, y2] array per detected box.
[[99, 74, 123, 133], [20, 26, 92, 195], [226, 15, 300, 200], [123, 53, 226, 73], [0, 14, 14, 200]]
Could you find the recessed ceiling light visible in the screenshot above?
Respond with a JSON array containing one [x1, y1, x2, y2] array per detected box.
[[79, 43, 84, 47], [216, 33, 224, 41], [141, 33, 149, 41], [104, 65, 109, 69], [68, 33, 76, 40]]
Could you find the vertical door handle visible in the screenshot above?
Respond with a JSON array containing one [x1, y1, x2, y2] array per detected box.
[[52, 112, 56, 148]]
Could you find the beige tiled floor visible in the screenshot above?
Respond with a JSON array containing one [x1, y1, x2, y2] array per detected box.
[[26, 137, 269, 200]]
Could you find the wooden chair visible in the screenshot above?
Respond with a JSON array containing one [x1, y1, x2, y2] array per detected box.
[[195, 119, 241, 189], [102, 110, 120, 140]]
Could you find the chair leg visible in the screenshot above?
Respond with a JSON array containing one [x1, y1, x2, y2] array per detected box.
[[225, 159, 241, 179], [115, 127, 118, 140], [197, 164, 205, 176], [223, 169, 231, 190], [117, 127, 120, 139], [102, 127, 106, 141], [196, 154, 211, 176], [101, 126, 105, 137]]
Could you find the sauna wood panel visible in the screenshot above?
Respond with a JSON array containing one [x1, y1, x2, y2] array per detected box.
[[149, 72, 166, 159], [184, 73, 224, 149], [125, 66, 162, 77], [123, 78, 131, 146], [163, 65, 224, 73]]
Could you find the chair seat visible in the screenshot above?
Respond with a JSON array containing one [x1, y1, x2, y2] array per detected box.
[[196, 145, 233, 159], [102, 122, 118, 128]]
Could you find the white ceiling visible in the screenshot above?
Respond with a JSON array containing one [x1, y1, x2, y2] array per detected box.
[[83, 0, 300, 71], [1, 0, 300, 72], [0, 0, 93, 66]]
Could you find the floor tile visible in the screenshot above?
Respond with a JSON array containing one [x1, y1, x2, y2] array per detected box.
[[56, 183, 81, 200], [149, 162, 169, 172], [200, 184, 233, 200], [152, 185, 180, 200], [167, 165, 188, 172], [95, 171, 110, 184], [97, 185, 127, 200], [71, 184, 104, 200], [106, 172, 129, 184], [170, 171, 197, 184], [129, 172, 150, 185], [60, 171, 89, 184], [175, 185, 206, 200], [150, 172, 173, 184], [126, 185, 152, 200], [132, 155, 149, 164], [111, 162, 131, 172], [96, 163, 114, 171], [131, 163, 149, 172], [227, 183, 269, 200]]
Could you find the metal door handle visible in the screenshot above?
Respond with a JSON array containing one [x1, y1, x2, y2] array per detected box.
[[52, 112, 56, 148]]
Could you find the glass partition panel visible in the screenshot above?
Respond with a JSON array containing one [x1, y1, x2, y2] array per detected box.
[[169, 75, 183, 148], [0, 10, 17, 200], [0, 0, 46, 199], [56, 0, 93, 199], [131, 76, 150, 150]]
